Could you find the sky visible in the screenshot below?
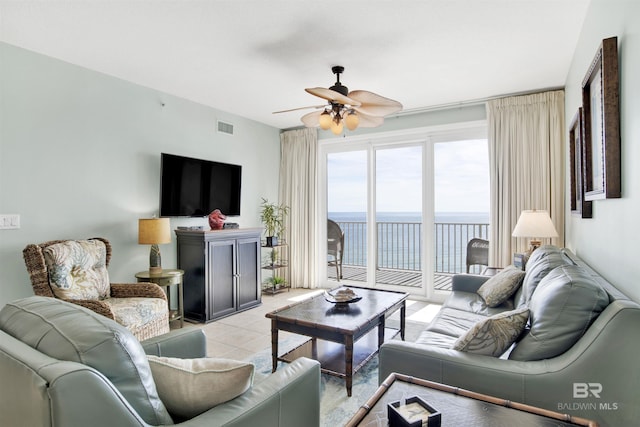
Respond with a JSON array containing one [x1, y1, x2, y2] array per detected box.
[[327, 139, 489, 213]]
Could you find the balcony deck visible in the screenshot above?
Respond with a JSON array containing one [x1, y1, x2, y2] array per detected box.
[[324, 219, 489, 293], [328, 265, 453, 291]]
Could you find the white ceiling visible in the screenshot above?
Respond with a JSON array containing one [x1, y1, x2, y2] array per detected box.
[[0, 1, 590, 130]]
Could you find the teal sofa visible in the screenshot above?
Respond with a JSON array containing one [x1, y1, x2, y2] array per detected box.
[[379, 246, 640, 427], [0, 296, 320, 427]]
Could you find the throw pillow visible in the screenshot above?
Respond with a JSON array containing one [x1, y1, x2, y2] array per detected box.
[[515, 252, 567, 307], [477, 266, 525, 307], [452, 307, 530, 357], [509, 265, 609, 361], [43, 239, 110, 300], [526, 245, 561, 268], [147, 355, 255, 419]]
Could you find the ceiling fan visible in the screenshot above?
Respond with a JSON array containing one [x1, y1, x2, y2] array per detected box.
[[275, 66, 403, 135]]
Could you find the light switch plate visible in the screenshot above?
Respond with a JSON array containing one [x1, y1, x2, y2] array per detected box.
[[0, 214, 20, 229]]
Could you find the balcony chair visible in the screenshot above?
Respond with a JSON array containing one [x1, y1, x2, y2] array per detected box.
[[465, 237, 489, 273], [23, 237, 170, 341], [328, 219, 345, 280]]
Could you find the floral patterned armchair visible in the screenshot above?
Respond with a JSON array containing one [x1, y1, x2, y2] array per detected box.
[[23, 237, 169, 341]]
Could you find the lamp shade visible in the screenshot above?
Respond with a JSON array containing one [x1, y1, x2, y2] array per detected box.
[[512, 210, 558, 238], [138, 218, 171, 244]]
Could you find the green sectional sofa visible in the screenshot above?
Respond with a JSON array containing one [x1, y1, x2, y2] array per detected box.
[[379, 245, 640, 427]]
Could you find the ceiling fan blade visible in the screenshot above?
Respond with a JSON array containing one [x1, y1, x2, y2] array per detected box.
[[273, 105, 325, 114], [301, 110, 323, 127], [348, 90, 403, 116], [353, 110, 385, 128], [305, 87, 361, 107]]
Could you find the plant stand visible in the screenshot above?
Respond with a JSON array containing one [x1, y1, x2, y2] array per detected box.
[[262, 242, 290, 294]]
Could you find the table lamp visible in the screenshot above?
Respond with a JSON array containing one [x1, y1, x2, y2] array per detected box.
[[512, 210, 558, 255], [138, 218, 171, 274]]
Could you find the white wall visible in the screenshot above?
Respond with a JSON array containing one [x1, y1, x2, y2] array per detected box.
[[564, 0, 640, 301], [0, 43, 281, 307]]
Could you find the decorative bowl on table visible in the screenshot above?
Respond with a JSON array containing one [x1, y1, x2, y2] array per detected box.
[[324, 288, 362, 307]]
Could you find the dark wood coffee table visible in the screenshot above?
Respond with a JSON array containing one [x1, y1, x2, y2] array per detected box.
[[266, 286, 408, 396], [347, 373, 599, 426]]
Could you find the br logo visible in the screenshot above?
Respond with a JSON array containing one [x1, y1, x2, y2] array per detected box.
[[573, 383, 602, 398]]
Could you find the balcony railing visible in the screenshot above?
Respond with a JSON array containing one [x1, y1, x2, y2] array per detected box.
[[335, 220, 489, 275]]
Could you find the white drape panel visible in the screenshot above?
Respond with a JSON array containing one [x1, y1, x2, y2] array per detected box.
[[487, 90, 565, 267], [279, 128, 318, 288]]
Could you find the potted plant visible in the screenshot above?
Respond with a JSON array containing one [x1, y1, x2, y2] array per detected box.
[[260, 198, 289, 247], [264, 275, 286, 290]]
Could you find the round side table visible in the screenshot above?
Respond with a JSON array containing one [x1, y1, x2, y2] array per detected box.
[[135, 269, 184, 328]]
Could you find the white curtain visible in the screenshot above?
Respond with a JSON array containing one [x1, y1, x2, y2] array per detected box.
[[279, 128, 318, 288], [487, 90, 565, 267]]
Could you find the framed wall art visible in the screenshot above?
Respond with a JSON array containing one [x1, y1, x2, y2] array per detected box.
[[581, 36, 621, 201], [569, 108, 592, 218]]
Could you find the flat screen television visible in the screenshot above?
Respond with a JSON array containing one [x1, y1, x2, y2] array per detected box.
[[160, 153, 242, 217]]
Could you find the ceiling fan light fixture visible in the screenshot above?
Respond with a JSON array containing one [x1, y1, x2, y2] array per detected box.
[[280, 65, 402, 134], [345, 110, 359, 131], [319, 110, 332, 130], [330, 116, 344, 135]]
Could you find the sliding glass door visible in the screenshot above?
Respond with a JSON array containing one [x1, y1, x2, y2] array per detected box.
[[433, 139, 490, 291], [323, 142, 426, 296], [319, 123, 488, 300], [375, 146, 424, 290], [326, 150, 369, 282]]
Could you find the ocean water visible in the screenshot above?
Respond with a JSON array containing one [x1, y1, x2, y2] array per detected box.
[[328, 212, 490, 273]]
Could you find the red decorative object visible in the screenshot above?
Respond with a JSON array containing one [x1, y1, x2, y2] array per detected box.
[[208, 209, 226, 230]]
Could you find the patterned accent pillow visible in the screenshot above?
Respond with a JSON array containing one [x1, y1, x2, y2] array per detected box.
[[477, 265, 525, 307], [452, 307, 530, 357], [147, 355, 254, 419], [43, 239, 110, 300]]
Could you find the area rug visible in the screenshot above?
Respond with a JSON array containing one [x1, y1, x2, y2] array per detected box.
[[246, 338, 380, 426]]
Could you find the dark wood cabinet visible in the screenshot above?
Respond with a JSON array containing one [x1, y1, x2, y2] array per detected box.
[[176, 228, 261, 322]]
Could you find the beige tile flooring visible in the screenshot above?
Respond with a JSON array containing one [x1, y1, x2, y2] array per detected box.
[[178, 288, 441, 360]]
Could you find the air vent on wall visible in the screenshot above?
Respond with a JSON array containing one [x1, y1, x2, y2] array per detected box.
[[217, 120, 234, 135]]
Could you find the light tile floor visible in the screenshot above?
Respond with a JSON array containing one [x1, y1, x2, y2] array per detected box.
[[178, 288, 441, 359]]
